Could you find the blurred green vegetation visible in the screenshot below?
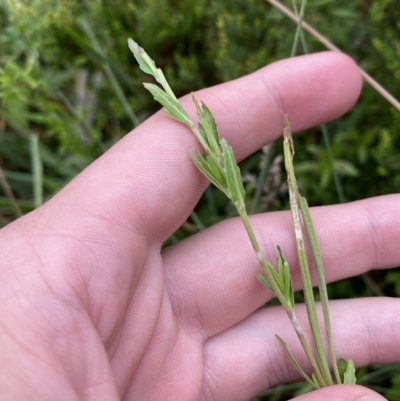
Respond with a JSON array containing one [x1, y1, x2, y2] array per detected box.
[[0, 0, 399, 399]]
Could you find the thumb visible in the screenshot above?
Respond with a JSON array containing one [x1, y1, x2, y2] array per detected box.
[[290, 385, 387, 401]]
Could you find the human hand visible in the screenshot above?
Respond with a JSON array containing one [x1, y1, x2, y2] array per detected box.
[[1, 52, 399, 401]]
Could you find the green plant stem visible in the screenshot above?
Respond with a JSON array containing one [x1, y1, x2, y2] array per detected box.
[[283, 120, 333, 386], [291, 0, 308, 57], [295, 244, 332, 386], [321, 124, 345, 203], [81, 19, 140, 127], [290, 2, 344, 205], [30, 133, 43, 208], [289, 4, 343, 381], [236, 203, 325, 387], [190, 210, 206, 230], [130, 40, 349, 388], [299, 196, 341, 384], [205, 185, 218, 217], [188, 120, 209, 151], [237, 203, 290, 311], [251, 143, 274, 214], [276, 334, 317, 388]]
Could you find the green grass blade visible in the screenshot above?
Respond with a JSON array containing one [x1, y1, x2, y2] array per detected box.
[[290, 0, 308, 57], [321, 124, 345, 203], [338, 358, 356, 384], [250, 143, 274, 214], [30, 133, 43, 208], [128, 38, 177, 101], [289, 1, 344, 205], [189, 152, 227, 194], [128, 38, 157, 76], [205, 186, 218, 217], [276, 335, 318, 389], [283, 116, 332, 386], [0, 166, 22, 217], [299, 195, 342, 384], [81, 19, 140, 127], [190, 210, 206, 231], [143, 83, 191, 125], [221, 139, 245, 206]]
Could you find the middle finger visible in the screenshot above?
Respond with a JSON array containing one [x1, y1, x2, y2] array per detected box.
[[162, 194, 400, 337]]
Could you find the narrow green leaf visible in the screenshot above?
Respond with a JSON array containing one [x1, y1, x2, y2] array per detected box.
[[283, 115, 333, 386], [199, 102, 220, 154], [189, 151, 227, 194], [277, 247, 294, 309], [256, 273, 273, 291], [299, 194, 341, 384], [277, 249, 284, 277], [258, 260, 291, 306], [192, 96, 221, 155], [221, 139, 245, 205], [199, 122, 220, 155], [338, 358, 357, 384], [196, 152, 226, 191], [338, 358, 346, 381], [269, 263, 285, 292], [128, 38, 157, 76], [276, 335, 318, 389], [205, 154, 227, 190], [197, 122, 208, 143], [144, 83, 191, 126], [201, 103, 218, 139], [311, 373, 320, 389], [129, 39, 178, 100], [343, 360, 356, 384], [30, 133, 43, 208]]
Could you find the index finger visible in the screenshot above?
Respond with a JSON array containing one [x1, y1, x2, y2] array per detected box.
[[41, 51, 362, 243]]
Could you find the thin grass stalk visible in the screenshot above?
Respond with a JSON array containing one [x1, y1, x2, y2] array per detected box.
[[290, 2, 346, 204], [298, 196, 341, 384], [168, 233, 179, 244], [296, 2, 309, 55], [81, 19, 140, 127], [295, 244, 332, 385], [283, 120, 333, 385], [190, 210, 206, 230], [237, 205, 326, 387], [289, 4, 351, 381], [237, 206, 293, 314], [321, 124, 345, 203], [290, 0, 344, 207], [0, 166, 22, 218], [290, 0, 307, 57], [265, 0, 400, 112], [276, 335, 318, 388], [29, 133, 43, 208], [205, 186, 218, 217], [250, 142, 274, 214]]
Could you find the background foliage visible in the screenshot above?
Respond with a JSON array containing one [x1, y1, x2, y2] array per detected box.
[[0, 0, 399, 399]]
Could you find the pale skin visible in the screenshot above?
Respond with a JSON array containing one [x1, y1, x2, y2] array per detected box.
[[1, 52, 399, 401]]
